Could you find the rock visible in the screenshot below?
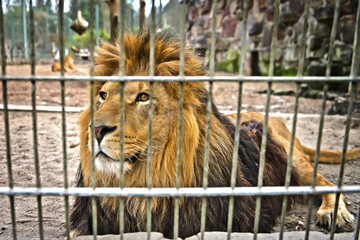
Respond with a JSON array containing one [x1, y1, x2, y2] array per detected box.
[[177, 0, 357, 75], [249, 21, 264, 36], [307, 61, 326, 76], [313, 3, 334, 21], [339, 15, 356, 45], [328, 97, 360, 115], [221, 16, 237, 37]]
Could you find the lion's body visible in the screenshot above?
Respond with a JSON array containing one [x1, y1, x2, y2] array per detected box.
[[70, 31, 357, 238], [51, 55, 75, 72]]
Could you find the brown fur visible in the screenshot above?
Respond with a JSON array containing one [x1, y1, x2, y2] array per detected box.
[[228, 112, 357, 228], [70, 30, 302, 238], [51, 55, 75, 72]]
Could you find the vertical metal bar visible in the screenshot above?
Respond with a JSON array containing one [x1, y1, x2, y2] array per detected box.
[[118, 0, 126, 239], [173, 83, 183, 240], [294, 1, 312, 239], [130, 0, 134, 31], [158, 0, 162, 27], [227, 1, 248, 239], [303, 1, 340, 235], [45, 14, 49, 52], [330, 0, 360, 237], [200, 1, 217, 238], [329, 81, 356, 238], [278, 0, 310, 238], [0, 1, 17, 239], [10, 16, 15, 60], [200, 81, 213, 240], [22, 0, 28, 58], [350, 0, 360, 80], [278, 83, 300, 240], [253, 82, 272, 240], [297, 0, 310, 77], [238, 0, 249, 77], [146, 81, 154, 240], [147, 1, 156, 239], [355, 203, 360, 240], [208, 0, 217, 76], [89, 0, 97, 239], [118, 82, 125, 240], [268, 0, 280, 78], [173, 1, 186, 239], [226, 82, 242, 240], [59, 1, 65, 76], [96, 5, 100, 47], [29, 0, 44, 239], [253, 0, 279, 239], [58, 1, 70, 239], [149, 0, 156, 77], [322, 0, 340, 237]]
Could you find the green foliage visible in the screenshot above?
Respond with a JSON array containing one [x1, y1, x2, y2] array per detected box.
[[72, 30, 110, 49], [261, 62, 298, 76], [215, 48, 240, 73]]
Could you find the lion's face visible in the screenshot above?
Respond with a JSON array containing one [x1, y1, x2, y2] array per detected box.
[[78, 31, 207, 187], [89, 81, 178, 176]]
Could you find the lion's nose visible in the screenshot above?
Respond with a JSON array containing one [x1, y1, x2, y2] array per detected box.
[[94, 125, 117, 144]]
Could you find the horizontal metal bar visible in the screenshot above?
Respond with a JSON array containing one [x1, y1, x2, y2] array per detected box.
[[1, 186, 360, 197], [0, 104, 82, 113], [0, 75, 359, 83]]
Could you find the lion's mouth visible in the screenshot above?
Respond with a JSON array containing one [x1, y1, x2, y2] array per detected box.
[[97, 151, 141, 164]]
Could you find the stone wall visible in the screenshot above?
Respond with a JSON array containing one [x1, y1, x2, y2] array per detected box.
[[185, 0, 358, 78]]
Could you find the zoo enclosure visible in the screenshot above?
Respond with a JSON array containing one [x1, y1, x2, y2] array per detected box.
[[0, 0, 360, 240]]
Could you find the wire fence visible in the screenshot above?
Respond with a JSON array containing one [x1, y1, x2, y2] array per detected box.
[[0, 0, 360, 240]]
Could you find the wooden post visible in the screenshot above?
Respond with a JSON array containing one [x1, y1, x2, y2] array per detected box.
[[106, 0, 119, 44]]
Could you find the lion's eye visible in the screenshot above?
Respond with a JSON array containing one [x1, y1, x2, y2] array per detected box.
[[99, 91, 108, 101], [136, 92, 149, 102]]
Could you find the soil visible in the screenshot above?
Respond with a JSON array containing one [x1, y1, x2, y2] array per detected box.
[[0, 64, 359, 238]]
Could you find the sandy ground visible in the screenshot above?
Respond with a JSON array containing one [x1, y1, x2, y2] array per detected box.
[[0, 64, 359, 238]]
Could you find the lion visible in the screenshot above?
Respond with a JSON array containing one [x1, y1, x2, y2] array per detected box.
[[51, 55, 75, 72], [70, 30, 359, 238]]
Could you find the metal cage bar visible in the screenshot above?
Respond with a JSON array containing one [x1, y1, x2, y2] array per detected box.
[[57, 1, 70, 239], [146, 1, 156, 239], [253, 0, 280, 238], [29, 1, 44, 239], [1, 75, 359, 82], [88, 0, 97, 239], [227, 0, 248, 239], [0, 0, 17, 239], [173, 1, 187, 239], [330, 0, 360, 237], [278, 0, 311, 237], [302, 0, 315, 237], [1, 185, 360, 197], [118, 0, 126, 239], [200, 0, 217, 238]]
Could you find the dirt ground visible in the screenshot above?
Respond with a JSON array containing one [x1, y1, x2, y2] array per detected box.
[[0, 64, 359, 239]]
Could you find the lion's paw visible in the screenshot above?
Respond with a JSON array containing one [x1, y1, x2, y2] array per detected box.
[[317, 202, 354, 229], [69, 230, 81, 239]]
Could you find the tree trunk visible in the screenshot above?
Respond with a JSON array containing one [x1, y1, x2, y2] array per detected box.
[[139, 0, 146, 32], [100, 1, 110, 34], [36, 0, 44, 8], [106, 0, 119, 44]]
